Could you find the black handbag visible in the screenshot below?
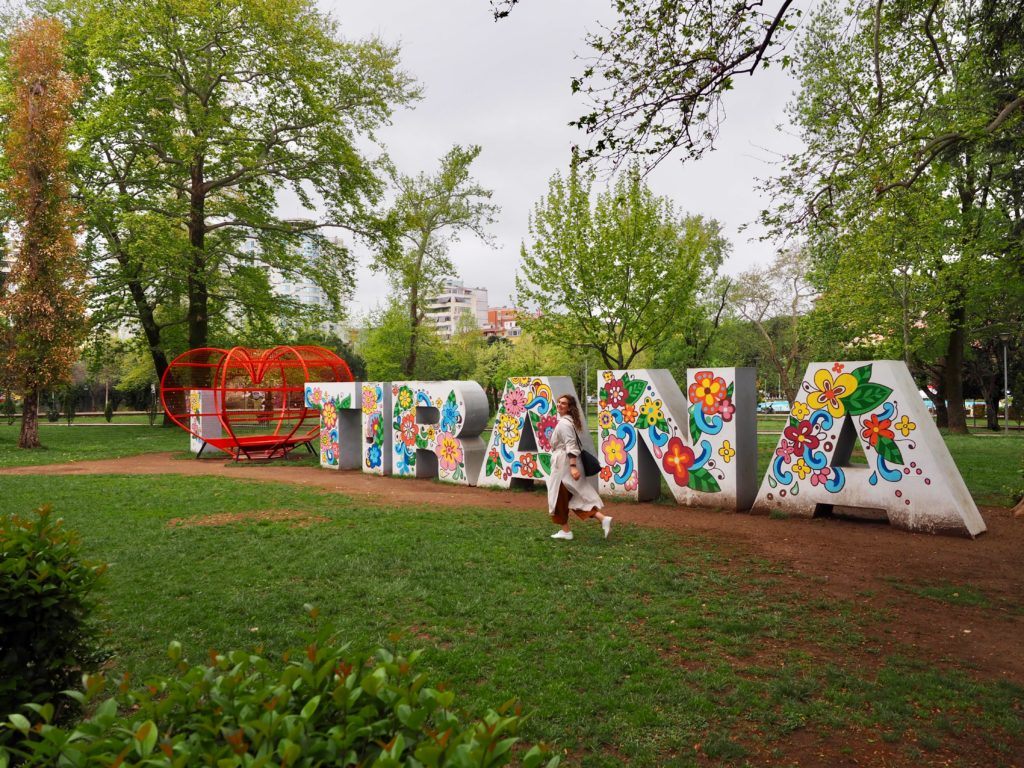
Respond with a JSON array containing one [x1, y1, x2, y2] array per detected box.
[[573, 429, 601, 477]]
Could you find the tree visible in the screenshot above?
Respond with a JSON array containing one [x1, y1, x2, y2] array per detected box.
[[58, 0, 417, 382], [729, 248, 816, 405], [359, 298, 452, 381], [0, 18, 86, 448], [516, 162, 728, 369], [761, 0, 1024, 432], [375, 144, 498, 376], [493, 0, 800, 169]]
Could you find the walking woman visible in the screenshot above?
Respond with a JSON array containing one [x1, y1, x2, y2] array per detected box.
[[546, 393, 612, 540]]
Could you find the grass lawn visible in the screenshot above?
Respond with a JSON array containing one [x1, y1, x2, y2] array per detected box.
[[2, 474, 1022, 766], [0, 423, 184, 468]]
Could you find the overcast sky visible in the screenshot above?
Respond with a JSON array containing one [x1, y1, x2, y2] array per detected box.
[[307, 0, 806, 318]]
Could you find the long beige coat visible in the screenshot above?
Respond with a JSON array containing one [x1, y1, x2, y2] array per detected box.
[[546, 415, 604, 515]]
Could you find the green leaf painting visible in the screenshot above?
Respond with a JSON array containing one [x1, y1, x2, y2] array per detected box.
[[688, 467, 721, 494], [339, 395, 352, 409], [688, 404, 700, 443], [850, 364, 872, 387], [874, 436, 905, 465], [624, 378, 647, 405], [538, 453, 552, 475], [844, 383, 893, 416]]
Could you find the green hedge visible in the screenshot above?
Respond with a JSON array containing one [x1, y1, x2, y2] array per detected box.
[[0, 506, 105, 733], [1, 624, 560, 768]]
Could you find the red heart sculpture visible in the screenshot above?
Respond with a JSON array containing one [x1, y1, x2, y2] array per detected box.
[[161, 345, 352, 460]]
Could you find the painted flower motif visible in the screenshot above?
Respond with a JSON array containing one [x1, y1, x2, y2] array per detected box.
[[717, 398, 735, 422], [367, 443, 382, 469], [308, 388, 322, 406], [440, 400, 460, 432], [436, 432, 463, 472], [638, 397, 664, 425], [832, 362, 845, 374], [366, 413, 382, 442], [321, 401, 337, 430], [598, 409, 616, 430], [536, 414, 558, 450], [425, 426, 437, 443], [397, 386, 413, 410], [400, 412, 418, 448], [621, 404, 638, 424], [783, 420, 820, 454], [662, 436, 696, 486], [599, 465, 613, 482], [861, 413, 894, 447], [689, 372, 728, 415], [602, 371, 613, 382], [775, 439, 796, 464], [503, 388, 528, 417], [604, 378, 628, 408], [497, 413, 520, 447], [520, 453, 537, 477], [791, 401, 810, 420], [810, 466, 831, 487], [624, 471, 639, 492], [362, 386, 378, 414], [602, 434, 627, 467], [807, 368, 859, 418], [793, 458, 811, 480], [488, 447, 500, 463], [717, 440, 736, 464], [894, 415, 916, 437]]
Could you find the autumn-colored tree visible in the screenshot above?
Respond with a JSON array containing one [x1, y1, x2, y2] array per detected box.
[[0, 18, 86, 448]]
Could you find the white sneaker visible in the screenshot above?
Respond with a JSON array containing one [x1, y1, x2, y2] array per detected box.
[[602, 517, 613, 539], [550, 529, 573, 540]]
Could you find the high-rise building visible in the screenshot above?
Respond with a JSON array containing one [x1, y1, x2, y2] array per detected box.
[[241, 225, 344, 337], [424, 278, 489, 340]]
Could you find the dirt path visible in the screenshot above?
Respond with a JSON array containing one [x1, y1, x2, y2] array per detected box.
[[4, 453, 1023, 686]]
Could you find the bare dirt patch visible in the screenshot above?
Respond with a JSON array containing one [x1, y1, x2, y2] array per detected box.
[[167, 508, 328, 528]]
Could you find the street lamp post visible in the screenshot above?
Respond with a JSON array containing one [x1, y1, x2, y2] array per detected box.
[[999, 332, 1011, 434]]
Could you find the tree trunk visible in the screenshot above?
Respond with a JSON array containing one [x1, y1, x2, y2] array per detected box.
[[943, 309, 968, 434], [985, 389, 1001, 431], [18, 388, 40, 448], [187, 162, 208, 350], [404, 283, 419, 377], [928, 379, 949, 428]]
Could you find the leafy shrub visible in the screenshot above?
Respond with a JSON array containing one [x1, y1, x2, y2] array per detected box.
[[1, 622, 560, 768], [1, 393, 15, 425], [0, 507, 105, 731], [44, 396, 60, 423], [59, 388, 78, 426], [103, 399, 113, 423]]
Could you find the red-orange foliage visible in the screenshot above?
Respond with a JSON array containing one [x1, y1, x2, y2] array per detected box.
[[1, 18, 86, 448]]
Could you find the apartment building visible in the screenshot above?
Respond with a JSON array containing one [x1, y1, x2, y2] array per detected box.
[[482, 306, 523, 341], [424, 278, 489, 341]]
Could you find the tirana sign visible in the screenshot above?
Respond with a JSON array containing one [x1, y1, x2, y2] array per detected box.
[[190, 361, 985, 537]]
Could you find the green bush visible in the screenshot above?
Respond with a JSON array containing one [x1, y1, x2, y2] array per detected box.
[[0, 507, 105, 731], [44, 396, 60, 423], [1, 393, 14, 426], [61, 390, 76, 426], [1, 623, 560, 768], [103, 400, 113, 423]]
